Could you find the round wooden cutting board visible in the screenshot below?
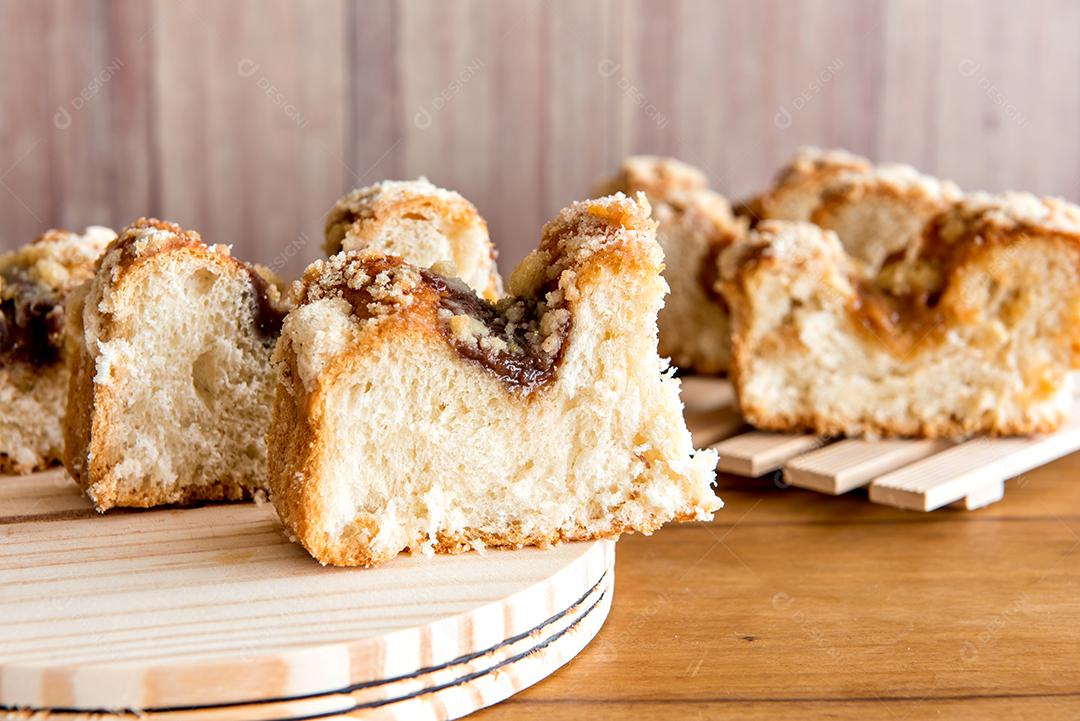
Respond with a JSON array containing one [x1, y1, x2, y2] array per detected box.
[[0, 470, 615, 720]]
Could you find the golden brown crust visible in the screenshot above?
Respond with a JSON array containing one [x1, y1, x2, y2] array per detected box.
[[811, 166, 960, 224], [269, 319, 433, 566], [737, 398, 1069, 439], [592, 155, 708, 198], [721, 196, 1080, 438], [300, 510, 706, 568], [61, 300, 96, 487], [62, 218, 288, 510], [269, 193, 713, 566], [324, 178, 502, 301], [324, 180, 486, 254], [743, 146, 872, 222], [0, 226, 114, 294]]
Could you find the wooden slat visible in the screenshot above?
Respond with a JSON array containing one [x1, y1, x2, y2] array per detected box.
[[930, 0, 1080, 198], [686, 407, 745, 450], [0, 0, 155, 242], [678, 376, 734, 414], [870, 417, 1080, 511], [712, 432, 825, 477], [784, 438, 952, 494], [345, 0, 401, 190]]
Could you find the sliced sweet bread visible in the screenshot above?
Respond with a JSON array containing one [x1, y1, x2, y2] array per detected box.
[[738, 147, 961, 274], [269, 193, 721, 567], [596, 156, 745, 374], [719, 192, 1080, 438], [324, 177, 502, 300], [64, 218, 290, 510], [0, 226, 115, 473]]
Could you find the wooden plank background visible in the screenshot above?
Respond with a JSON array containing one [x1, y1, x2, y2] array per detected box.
[[0, 0, 1076, 276]]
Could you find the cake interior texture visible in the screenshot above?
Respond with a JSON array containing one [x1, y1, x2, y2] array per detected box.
[[65, 219, 286, 509], [720, 193, 1080, 438], [0, 226, 115, 473], [1, 355, 70, 473], [271, 193, 720, 566]]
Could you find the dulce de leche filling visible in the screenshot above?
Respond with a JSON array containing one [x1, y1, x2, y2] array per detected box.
[[244, 267, 288, 340], [849, 280, 943, 357], [0, 272, 65, 367], [422, 270, 571, 393]]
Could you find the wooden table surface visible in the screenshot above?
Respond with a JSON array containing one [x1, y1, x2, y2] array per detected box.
[[476, 452, 1080, 720]]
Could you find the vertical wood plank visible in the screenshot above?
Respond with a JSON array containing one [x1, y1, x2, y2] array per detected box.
[[152, 0, 344, 278], [0, 0, 154, 243], [3, 0, 1080, 269], [394, 0, 548, 267], [621, 0, 679, 158], [398, 0, 494, 225], [661, 0, 884, 199], [876, 0, 940, 171], [487, 0, 545, 262], [346, 0, 401, 189], [926, 0, 1080, 197], [667, 0, 733, 191], [542, 0, 625, 231], [0, 0, 52, 243]]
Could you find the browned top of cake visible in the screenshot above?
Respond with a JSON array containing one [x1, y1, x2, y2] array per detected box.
[[294, 193, 659, 393], [323, 178, 490, 255], [877, 192, 1080, 300], [100, 218, 289, 342], [724, 191, 1080, 358], [773, 146, 873, 188], [296, 251, 568, 393], [595, 155, 708, 198], [735, 147, 874, 226]]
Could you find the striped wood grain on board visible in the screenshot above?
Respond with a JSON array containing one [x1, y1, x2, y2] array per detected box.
[[0, 470, 614, 714]]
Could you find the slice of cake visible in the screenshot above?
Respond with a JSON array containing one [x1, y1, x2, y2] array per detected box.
[[324, 177, 502, 300], [739, 147, 961, 273], [596, 156, 745, 374], [719, 192, 1080, 438], [64, 218, 290, 509], [269, 193, 721, 567], [0, 226, 115, 473]]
